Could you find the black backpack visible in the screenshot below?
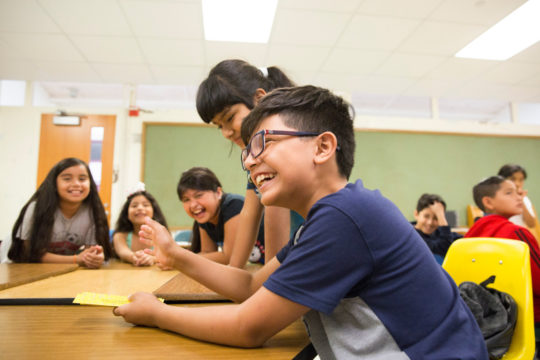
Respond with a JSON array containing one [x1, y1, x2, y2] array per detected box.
[[459, 275, 518, 360]]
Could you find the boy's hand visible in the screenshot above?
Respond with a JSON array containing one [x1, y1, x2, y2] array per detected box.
[[78, 245, 104, 268], [113, 292, 164, 327], [429, 202, 448, 226], [132, 250, 155, 267], [139, 217, 177, 269]]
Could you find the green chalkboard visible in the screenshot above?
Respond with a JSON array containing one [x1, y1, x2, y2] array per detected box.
[[143, 123, 540, 229]]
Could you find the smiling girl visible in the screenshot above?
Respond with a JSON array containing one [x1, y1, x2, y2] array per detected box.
[[196, 59, 301, 267], [177, 167, 264, 264], [113, 188, 168, 266], [8, 157, 111, 267]]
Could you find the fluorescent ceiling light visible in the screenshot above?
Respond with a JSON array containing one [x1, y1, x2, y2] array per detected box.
[[202, 0, 278, 43], [455, 0, 540, 61]]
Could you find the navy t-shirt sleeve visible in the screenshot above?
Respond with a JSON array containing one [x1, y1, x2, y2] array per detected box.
[[221, 194, 244, 223], [266, 204, 373, 314]]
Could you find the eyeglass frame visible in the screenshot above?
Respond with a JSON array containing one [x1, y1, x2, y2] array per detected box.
[[241, 129, 322, 171]]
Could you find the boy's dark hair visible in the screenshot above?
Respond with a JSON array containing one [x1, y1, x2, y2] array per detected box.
[[177, 167, 224, 253], [114, 191, 168, 234], [473, 176, 506, 212], [498, 164, 527, 180], [416, 193, 447, 212], [241, 85, 356, 179], [9, 157, 112, 262], [196, 59, 294, 124]]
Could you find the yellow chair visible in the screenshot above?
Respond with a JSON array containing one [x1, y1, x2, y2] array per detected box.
[[442, 238, 535, 360], [466, 204, 484, 228]]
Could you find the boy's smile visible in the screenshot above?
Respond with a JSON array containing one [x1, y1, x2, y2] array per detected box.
[[246, 115, 316, 212]]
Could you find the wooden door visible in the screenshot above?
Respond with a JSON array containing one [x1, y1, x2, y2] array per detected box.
[[37, 114, 116, 221]]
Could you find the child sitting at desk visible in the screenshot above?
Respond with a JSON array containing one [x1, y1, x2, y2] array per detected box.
[[114, 85, 487, 358], [412, 193, 462, 263], [112, 185, 168, 267], [178, 167, 264, 264], [8, 157, 112, 267], [465, 176, 540, 325]]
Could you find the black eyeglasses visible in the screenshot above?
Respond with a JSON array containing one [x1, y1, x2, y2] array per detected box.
[[241, 130, 321, 171]]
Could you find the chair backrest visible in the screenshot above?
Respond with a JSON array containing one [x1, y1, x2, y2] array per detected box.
[[442, 238, 535, 360], [466, 204, 484, 228]]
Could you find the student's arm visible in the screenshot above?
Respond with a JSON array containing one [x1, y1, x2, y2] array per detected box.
[[228, 190, 264, 268], [41, 246, 104, 268], [140, 217, 279, 302], [522, 195, 538, 229], [197, 220, 236, 264], [114, 286, 309, 348], [263, 206, 291, 262], [113, 232, 136, 264]]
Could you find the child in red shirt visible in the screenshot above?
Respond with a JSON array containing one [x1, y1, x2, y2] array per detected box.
[[465, 176, 540, 324]]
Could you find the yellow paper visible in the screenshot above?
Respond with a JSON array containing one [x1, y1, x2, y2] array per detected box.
[[73, 292, 164, 307]]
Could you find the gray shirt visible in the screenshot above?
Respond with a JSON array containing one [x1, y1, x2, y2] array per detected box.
[[19, 201, 96, 255]]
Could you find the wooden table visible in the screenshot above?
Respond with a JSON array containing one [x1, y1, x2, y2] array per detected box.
[[0, 262, 310, 359], [0, 263, 179, 300], [0, 263, 78, 290]]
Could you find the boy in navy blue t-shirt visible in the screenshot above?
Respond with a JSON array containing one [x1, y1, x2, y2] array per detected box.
[[115, 86, 488, 359]]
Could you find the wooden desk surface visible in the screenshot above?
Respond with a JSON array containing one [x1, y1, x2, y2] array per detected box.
[[0, 304, 310, 359], [0, 262, 179, 299], [0, 263, 78, 291]]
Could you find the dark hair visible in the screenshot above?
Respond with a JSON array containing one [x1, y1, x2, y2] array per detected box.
[[113, 191, 168, 235], [196, 59, 294, 124], [498, 164, 527, 180], [9, 157, 112, 262], [416, 193, 447, 212], [473, 176, 506, 212], [177, 167, 223, 253], [241, 85, 356, 179]]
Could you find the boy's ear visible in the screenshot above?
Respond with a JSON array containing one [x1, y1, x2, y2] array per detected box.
[[481, 196, 494, 212], [253, 88, 267, 105], [413, 209, 419, 220], [313, 132, 338, 165]]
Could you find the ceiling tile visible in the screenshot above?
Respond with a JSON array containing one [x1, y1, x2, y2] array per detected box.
[[139, 38, 204, 66], [92, 63, 154, 83], [398, 21, 486, 56], [40, 0, 131, 36], [476, 62, 540, 85], [120, 0, 202, 39], [34, 61, 101, 82], [357, 0, 443, 19], [266, 45, 331, 72], [510, 42, 540, 63], [430, 0, 527, 25], [338, 15, 420, 50], [351, 75, 417, 95], [271, 9, 351, 46], [0, 58, 38, 80], [0, 0, 60, 33], [404, 77, 464, 97], [279, 0, 362, 12], [0, 33, 85, 61], [71, 36, 144, 63], [204, 42, 267, 68], [150, 65, 205, 85], [375, 53, 446, 78], [322, 48, 389, 75], [426, 57, 497, 81]]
